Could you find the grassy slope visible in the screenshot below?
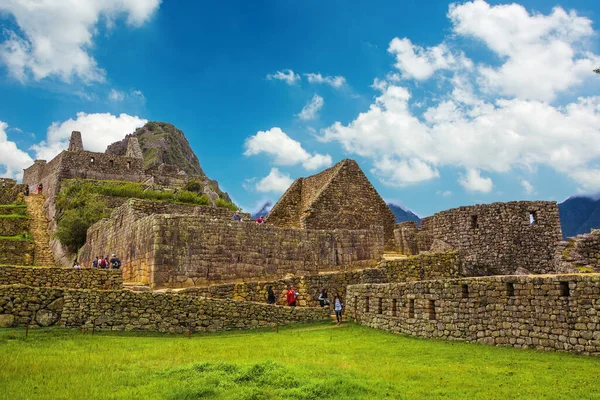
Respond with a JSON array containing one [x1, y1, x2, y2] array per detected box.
[[1, 323, 599, 399]]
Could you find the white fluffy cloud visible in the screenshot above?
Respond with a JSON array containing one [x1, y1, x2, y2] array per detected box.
[[449, 1, 599, 101], [244, 127, 331, 171], [304, 73, 346, 89], [297, 94, 324, 121], [320, 1, 600, 192], [0, 0, 161, 83], [31, 112, 147, 160], [266, 69, 300, 85], [388, 38, 471, 81], [0, 121, 33, 180], [520, 179, 535, 195], [255, 168, 294, 193], [459, 169, 493, 193]]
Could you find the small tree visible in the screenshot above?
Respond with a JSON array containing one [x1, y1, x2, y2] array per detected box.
[[595, 67, 600, 74]]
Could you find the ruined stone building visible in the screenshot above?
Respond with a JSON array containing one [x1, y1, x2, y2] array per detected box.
[[266, 159, 397, 250]]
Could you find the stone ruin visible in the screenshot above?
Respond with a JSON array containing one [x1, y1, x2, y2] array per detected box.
[[1, 135, 599, 356]]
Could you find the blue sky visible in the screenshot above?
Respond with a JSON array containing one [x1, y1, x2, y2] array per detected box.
[[0, 0, 599, 216]]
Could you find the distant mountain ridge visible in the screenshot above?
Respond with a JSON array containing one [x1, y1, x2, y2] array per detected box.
[[558, 195, 600, 239], [251, 201, 272, 219], [387, 203, 421, 225]]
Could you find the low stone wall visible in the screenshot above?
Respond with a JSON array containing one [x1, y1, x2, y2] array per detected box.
[[347, 274, 600, 356], [0, 183, 25, 204], [185, 252, 462, 307], [0, 239, 34, 266], [0, 266, 122, 289], [0, 285, 330, 332], [0, 216, 29, 236]]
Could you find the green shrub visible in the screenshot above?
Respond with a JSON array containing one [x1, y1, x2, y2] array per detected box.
[[215, 198, 239, 212], [55, 191, 108, 253], [183, 180, 203, 194]]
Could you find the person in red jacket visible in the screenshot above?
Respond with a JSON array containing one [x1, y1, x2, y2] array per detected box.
[[286, 285, 298, 307]]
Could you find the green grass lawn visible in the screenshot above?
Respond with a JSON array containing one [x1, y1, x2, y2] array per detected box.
[[1, 323, 599, 399]]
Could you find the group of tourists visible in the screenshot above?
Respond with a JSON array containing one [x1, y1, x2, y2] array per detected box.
[[266, 285, 345, 325], [232, 211, 265, 224], [86, 254, 121, 269]]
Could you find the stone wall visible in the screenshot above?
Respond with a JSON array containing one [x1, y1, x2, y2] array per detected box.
[[0, 216, 29, 236], [347, 274, 600, 356], [267, 160, 397, 251], [0, 181, 25, 204], [555, 231, 600, 273], [0, 266, 122, 289], [79, 200, 384, 288], [0, 239, 34, 265], [0, 285, 330, 332], [185, 252, 462, 307], [396, 202, 563, 275]]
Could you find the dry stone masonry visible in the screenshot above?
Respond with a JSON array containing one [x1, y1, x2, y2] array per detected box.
[[0, 266, 122, 290], [347, 274, 600, 356], [395, 201, 563, 275], [0, 284, 329, 332], [267, 159, 397, 251], [80, 199, 383, 288]]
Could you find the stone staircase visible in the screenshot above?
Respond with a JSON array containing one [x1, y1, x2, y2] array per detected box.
[[25, 195, 55, 266]]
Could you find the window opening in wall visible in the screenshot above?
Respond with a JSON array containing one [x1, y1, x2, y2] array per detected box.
[[471, 215, 478, 229], [365, 297, 370, 313], [560, 282, 570, 297], [529, 211, 537, 226], [392, 299, 397, 317], [109, 160, 114, 167], [408, 298, 415, 318], [127, 161, 131, 170], [377, 298, 383, 314], [461, 284, 469, 298], [428, 300, 436, 320], [506, 282, 515, 297], [90, 157, 95, 163]]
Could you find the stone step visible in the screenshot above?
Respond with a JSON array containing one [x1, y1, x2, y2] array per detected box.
[[24, 194, 56, 267]]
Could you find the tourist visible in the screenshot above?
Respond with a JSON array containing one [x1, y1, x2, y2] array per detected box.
[[110, 254, 121, 269], [256, 216, 265, 224], [37, 183, 43, 194], [92, 256, 99, 269], [333, 294, 344, 325], [286, 285, 299, 307], [1, 179, 5, 189], [318, 289, 330, 307], [99, 256, 108, 269], [73, 260, 82, 269], [24, 185, 29, 196], [233, 211, 243, 222], [266, 286, 276, 304]]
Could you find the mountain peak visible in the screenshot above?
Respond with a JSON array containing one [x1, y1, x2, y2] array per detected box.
[[106, 121, 205, 176]]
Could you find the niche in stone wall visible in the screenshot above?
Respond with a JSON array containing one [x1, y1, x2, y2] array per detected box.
[[529, 211, 537, 226], [109, 160, 114, 167], [392, 299, 397, 316], [461, 284, 469, 298], [127, 161, 132, 170], [408, 298, 415, 318], [90, 157, 95, 164], [377, 298, 383, 314], [471, 215, 478, 229], [427, 300, 436, 320], [560, 281, 570, 297], [365, 297, 370, 313], [506, 282, 515, 297]]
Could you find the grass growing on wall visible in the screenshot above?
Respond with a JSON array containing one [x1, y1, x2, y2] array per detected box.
[[54, 179, 239, 253], [0, 233, 34, 241], [1, 323, 599, 399]]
